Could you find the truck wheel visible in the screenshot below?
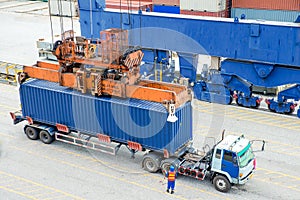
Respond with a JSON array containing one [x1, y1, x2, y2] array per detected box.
[[160, 158, 178, 175], [142, 153, 161, 173], [39, 130, 54, 144], [25, 126, 39, 140], [213, 175, 231, 193]]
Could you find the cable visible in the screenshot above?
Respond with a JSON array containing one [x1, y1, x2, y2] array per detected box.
[[69, 0, 74, 39], [57, 0, 65, 39], [120, 0, 122, 29], [139, 0, 142, 46], [48, 0, 54, 46], [89, 0, 93, 39]]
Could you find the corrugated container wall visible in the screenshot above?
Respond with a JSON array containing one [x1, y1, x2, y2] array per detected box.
[[231, 8, 300, 22], [180, 9, 229, 17], [180, 0, 227, 12], [153, 0, 180, 6], [232, 0, 300, 11], [49, 0, 78, 17], [20, 79, 192, 154], [105, 0, 152, 11]]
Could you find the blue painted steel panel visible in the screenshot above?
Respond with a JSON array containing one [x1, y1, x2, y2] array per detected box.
[[178, 53, 197, 82], [78, 0, 103, 10], [77, 3, 300, 67], [20, 79, 192, 154], [221, 60, 300, 87], [231, 8, 300, 23], [142, 49, 155, 63], [153, 5, 180, 14]]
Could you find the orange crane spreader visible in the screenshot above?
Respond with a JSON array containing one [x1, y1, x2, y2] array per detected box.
[[20, 29, 191, 121]]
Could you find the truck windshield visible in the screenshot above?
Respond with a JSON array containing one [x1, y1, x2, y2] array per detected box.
[[238, 144, 254, 168]]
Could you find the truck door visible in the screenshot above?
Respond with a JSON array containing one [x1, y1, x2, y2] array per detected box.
[[221, 150, 239, 179]]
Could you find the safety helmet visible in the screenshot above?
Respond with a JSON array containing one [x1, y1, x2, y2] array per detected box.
[[170, 165, 175, 172]]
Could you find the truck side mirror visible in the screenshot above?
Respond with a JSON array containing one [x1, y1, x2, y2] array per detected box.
[[250, 140, 266, 152], [232, 154, 238, 165]]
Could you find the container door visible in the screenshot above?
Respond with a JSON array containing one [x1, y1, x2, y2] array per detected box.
[[221, 150, 239, 179]]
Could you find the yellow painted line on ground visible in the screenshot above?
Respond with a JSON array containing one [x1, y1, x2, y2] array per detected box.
[[274, 122, 300, 129], [14, 184, 39, 191], [143, 174, 229, 200], [256, 116, 284, 123], [225, 111, 250, 117], [23, 188, 43, 194], [226, 107, 252, 114], [43, 194, 72, 200], [194, 109, 215, 115], [0, 180, 16, 186], [286, 126, 300, 131], [0, 1, 40, 9], [258, 121, 281, 127], [237, 115, 266, 121], [256, 168, 300, 181], [14, 144, 231, 199], [287, 185, 300, 189], [267, 140, 300, 149], [0, 185, 38, 200], [9, 132, 300, 198], [276, 121, 300, 127], [10, 145, 188, 200], [33, 190, 57, 198], [47, 145, 138, 174], [181, 184, 229, 200], [0, 171, 84, 200], [0, 131, 16, 139], [276, 125, 300, 131], [268, 149, 300, 157], [292, 124, 300, 129], [243, 118, 276, 125], [52, 145, 228, 199], [213, 103, 299, 123], [237, 111, 275, 120], [254, 177, 300, 193]]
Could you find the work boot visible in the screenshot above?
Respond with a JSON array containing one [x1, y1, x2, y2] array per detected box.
[[166, 189, 169, 193], [171, 190, 174, 194]]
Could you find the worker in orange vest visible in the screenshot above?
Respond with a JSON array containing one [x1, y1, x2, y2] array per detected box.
[[165, 165, 176, 194]]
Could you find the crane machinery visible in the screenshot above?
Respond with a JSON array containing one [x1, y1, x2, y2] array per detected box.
[[9, 0, 266, 193], [20, 28, 192, 114], [77, 0, 300, 118]]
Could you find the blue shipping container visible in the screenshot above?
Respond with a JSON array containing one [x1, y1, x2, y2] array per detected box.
[[20, 79, 192, 154], [153, 5, 180, 14], [231, 8, 300, 22]]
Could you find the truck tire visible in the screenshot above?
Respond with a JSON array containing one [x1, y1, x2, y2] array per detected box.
[[142, 153, 161, 173], [161, 160, 172, 175], [39, 130, 54, 144], [25, 126, 39, 140], [213, 175, 231, 193], [160, 158, 178, 175]]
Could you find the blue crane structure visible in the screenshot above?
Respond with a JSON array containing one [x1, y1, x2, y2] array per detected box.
[[77, 0, 300, 117]]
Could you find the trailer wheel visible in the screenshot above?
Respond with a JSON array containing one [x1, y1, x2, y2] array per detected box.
[[213, 175, 231, 193], [142, 153, 161, 173], [25, 126, 39, 140], [39, 130, 54, 144]]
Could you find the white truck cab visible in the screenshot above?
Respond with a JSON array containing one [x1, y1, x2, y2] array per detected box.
[[210, 135, 259, 192]]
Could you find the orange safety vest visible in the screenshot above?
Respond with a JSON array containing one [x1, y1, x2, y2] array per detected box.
[[168, 171, 176, 181]]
